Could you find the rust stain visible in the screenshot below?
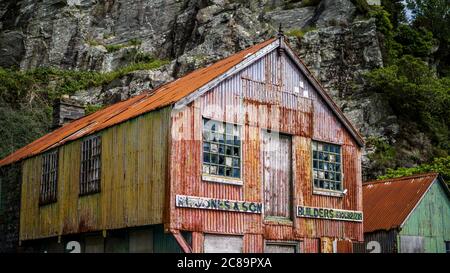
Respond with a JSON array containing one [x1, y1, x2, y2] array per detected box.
[[362, 172, 438, 233]]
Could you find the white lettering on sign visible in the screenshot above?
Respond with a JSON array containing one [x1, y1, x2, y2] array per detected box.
[[176, 195, 263, 214]]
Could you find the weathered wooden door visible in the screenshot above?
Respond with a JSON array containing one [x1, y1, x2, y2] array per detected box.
[[262, 131, 292, 219]]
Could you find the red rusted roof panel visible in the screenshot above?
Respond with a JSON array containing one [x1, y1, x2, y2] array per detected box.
[[0, 38, 276, 167], [362, 173, 438, 233]]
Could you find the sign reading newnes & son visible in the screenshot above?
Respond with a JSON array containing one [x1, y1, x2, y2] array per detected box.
[[297, 206, 363, 222], [176, 195, 263, 214]]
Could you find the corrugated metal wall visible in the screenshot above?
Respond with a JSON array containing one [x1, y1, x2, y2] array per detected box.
[[20, 107, 171, 241], [168, 49, 363, 252], [353, 230, 398, 253], [399, 180, 450, 253]]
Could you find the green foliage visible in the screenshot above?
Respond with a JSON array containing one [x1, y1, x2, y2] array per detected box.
[[104, 44, 124, 52], [0, 59, 168, 105], [350, 0, 371, 15], [370, 7, 394, 35], [0, 58, 169, 159], [369, 6, 403, 63], [366, 4, 450, 178], [381, 0, 406, 27], [379, 156, 450, 183], [0, 105, 52, 159], [299, 0, 321, 7], [85, 104, 104, 115], [285, 26, 317, 38], [365, 55, 450, 153], [395, 25, 435, 57], [406, 0, 450, 76], [367, 137, 397, 166]]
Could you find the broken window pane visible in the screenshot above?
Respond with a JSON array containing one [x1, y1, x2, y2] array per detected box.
[[202, 118, 241, 179]]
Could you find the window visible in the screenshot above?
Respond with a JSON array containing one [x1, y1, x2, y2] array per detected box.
[[446, 241, 450, 253], [312, 141, 342, 191], [80, 135, 101, 195], [40, 150, 58, 205], [202, 118, 241, 179], [265, 242, 298, 253]]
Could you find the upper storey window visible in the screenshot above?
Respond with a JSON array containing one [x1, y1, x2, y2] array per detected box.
[[202, 118, 241, 180], [80, 135, 101, 195], [40, 150, 58, 205], [312, 141, 342, 191]]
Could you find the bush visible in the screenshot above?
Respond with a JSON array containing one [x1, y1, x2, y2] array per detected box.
[[0, 105, 51, 159], [379, 156, 450, 183], [365, 55, 450, 153], [395, 24, 435, 57]]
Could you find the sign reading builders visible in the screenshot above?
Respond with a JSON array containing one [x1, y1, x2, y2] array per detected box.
[[297, 206, 363, 222], [176, 195, 262, 214]]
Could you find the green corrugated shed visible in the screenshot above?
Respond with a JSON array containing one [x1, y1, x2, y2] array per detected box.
[[399, 179, 450, 253]]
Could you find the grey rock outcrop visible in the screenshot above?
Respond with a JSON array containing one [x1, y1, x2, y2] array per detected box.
[[0, 0, 402, 177]]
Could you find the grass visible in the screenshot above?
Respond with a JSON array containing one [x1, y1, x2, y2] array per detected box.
[[285, 26, 317, 38], [85, 104, 104, 115], [0, 58, 169, 104]]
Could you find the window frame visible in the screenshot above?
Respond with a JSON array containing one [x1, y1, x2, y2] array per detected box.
[[311, 139, 344, 197], [201, 117, 243, 186], [264, 240, 300, 253], [79, 134, 102, 196], [39, 149, 59, 206], [445, 241, 450, 254]]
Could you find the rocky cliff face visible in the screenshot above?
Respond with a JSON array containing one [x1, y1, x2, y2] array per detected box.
[[0, 0, 398, 178]]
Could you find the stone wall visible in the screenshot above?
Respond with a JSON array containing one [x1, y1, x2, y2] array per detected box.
[[0, 163, 21, 253]]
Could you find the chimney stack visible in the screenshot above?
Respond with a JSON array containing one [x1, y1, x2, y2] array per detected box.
[[52, 95, 85, 129]]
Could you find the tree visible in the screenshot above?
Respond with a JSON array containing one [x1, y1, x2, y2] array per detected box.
[[406, 0, 450, 76], [381, 0, 406, 27]]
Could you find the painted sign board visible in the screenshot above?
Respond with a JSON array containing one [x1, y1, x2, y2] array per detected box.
[[175, 195, 263, 214], [297, 206, 363, 222]]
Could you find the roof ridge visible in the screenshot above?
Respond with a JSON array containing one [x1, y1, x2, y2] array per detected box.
[[363, 172, 439, 186]]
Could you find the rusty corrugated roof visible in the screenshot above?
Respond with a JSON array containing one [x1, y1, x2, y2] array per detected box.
[[0, 38, 276, 167], [362, 173, 439, 233]]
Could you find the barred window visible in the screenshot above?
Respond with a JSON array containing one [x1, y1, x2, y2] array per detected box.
[[80, 135, 101, 195], [40, 150, 58, 205], [312, 141, 342, 191], [202, 118, 241, 179]]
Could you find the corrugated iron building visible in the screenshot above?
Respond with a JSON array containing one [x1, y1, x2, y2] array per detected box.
[[354, 173, 450, 253], [0, 37, 365, 253]]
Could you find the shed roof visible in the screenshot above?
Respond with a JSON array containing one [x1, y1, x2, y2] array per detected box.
[[0, 37, 364, 167], [362, 173, 440, 233]]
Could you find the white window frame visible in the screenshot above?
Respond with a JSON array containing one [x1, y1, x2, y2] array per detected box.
[[311, 139, 344, 197]]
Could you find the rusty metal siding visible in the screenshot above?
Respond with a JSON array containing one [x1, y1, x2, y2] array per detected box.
[[169, 50, 363, 252], [293, 136, 363, 241], [243, 234, 264, 253], [19, 107, 171, 241]]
